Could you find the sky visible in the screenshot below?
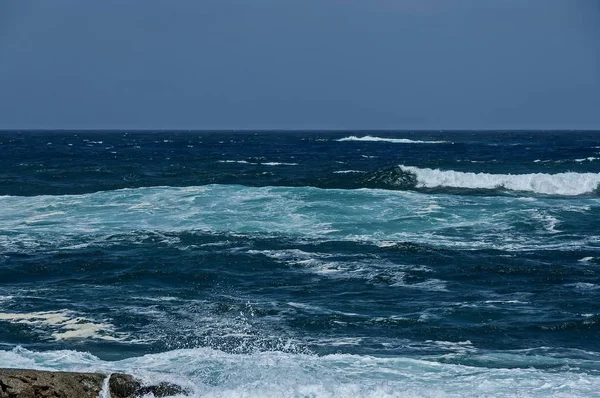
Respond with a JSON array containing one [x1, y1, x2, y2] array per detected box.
[[0, 0, 598, 130]]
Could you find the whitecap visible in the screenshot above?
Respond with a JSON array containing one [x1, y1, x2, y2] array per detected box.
[[217, 160, 255, 164], [565, 282, 600, 292], [338, 135, 447, 144], [391, 278, 448, 292], [529, 210, 561, 233], [566, 282, 600, 291], [484, 300, 529, 305], [333, 170, 366, 174], [399, 165, 600, 195], [261, 162, 298, 166]]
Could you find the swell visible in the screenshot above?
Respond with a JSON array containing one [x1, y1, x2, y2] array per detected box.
[[4, 165, 599, 197]]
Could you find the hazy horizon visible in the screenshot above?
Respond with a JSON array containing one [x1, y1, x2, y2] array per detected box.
[[2, 128, 600, 133]]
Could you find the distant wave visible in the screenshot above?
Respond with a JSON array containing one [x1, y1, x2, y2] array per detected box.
[[217, 160, 298, 166], [262, 162, 298, 166], [534, 157, 600, 164], [399, 165, 600, 196], [337, 135, 447, 144], [217, 160, 255, 164]]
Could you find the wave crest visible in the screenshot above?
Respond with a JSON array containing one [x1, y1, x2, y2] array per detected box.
[[337, 135, 447, 144], [399, 165, 600, 196], [3, 347, 600, 398]]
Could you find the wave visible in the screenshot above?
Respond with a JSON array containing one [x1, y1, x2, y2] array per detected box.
[[310, 166, 600, 196], [399, 165, 600, 196], [261, 162, 298, 166], [217, 160, 254, 164], [534, 157, 600, 164], [247, 249, 439, 289], [217, 160, 298, 166], [337, 135, 448, 144], [333, 170, 366, 174], [2, 347, 600, 398]]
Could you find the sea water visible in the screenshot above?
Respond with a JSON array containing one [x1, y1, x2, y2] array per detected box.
[[0, 131, 599, 397]]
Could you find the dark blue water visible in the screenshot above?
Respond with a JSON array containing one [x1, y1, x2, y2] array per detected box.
[[1, 131, 599, 397]]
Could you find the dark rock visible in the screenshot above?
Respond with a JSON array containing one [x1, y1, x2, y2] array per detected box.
[[0, 369, 189, 398], [0, 368, 105, 398], [109, 373, 139, 397], [109, 373, 189, 397], [137, 382, 189, 397]]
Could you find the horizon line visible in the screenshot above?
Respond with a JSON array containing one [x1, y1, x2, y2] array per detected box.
[[1, 128, 599, 133]]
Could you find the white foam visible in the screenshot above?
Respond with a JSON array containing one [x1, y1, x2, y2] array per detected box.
[[484, 300, 529, 305], [1, 184, 597, 253], [566, 283, 600, 291], [399, 165, 600, 196], [535, 157, 599, 163], [131, 296, 179, 302], [0, 295, 13, 303], [99, 375, 111, 398], [261, 162, 298, 166], [249, 249, 438, 288], [397, 278, 448, 292], [337, 136, 447, 144], [333, 170, 366, 174], [530, 210, 561, 233], [579, 257, 595, 263], [574, 157, 599, 162], [2, 347, 599, 398], [217, 160, 298, 166], [0, 311, 126, 341], [217, 160, 255, 164]]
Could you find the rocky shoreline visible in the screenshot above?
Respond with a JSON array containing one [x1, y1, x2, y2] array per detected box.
[[0, 368, 189, 398]]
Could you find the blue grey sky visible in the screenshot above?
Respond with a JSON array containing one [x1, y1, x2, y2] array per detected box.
[[0, 0, 598, 130]]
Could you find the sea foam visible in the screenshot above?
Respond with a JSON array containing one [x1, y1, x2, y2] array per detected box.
[[0, 310, 126, 341], [1, 346, 599, 398], [0, 184, 596, 253]]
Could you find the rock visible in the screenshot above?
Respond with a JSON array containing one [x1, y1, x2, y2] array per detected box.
[[109, 373, 189, 397], [0, 369, 189, 398], [108, 374, 138, 397], [0, 368, 105, 398]]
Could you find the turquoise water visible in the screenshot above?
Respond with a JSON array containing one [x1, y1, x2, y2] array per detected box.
[[0, 131, 599, 397]]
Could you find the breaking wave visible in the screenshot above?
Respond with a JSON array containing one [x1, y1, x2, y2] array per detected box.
[[399, 166, 600, 196], [2, 346, 600, 398], [337, 135, 448, 144]]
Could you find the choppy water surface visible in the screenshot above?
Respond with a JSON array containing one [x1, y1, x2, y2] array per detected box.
[[1, 131, 599, 397]]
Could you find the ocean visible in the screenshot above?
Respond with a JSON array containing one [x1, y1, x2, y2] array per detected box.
[[0, 130, 599, 397]]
